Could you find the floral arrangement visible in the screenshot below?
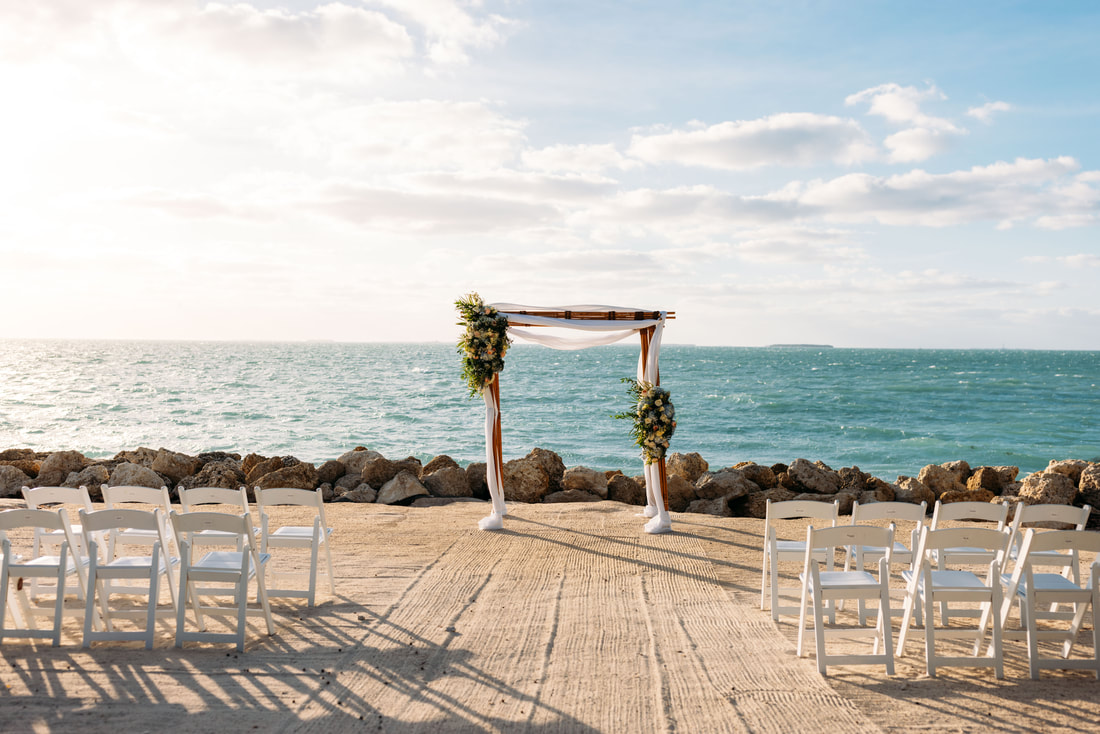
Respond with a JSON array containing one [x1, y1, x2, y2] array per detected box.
[[455, 293, 512, 396], [613, 377, 676, 464]]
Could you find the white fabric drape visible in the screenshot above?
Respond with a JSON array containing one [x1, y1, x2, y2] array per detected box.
[[507, 327, 640, 350]]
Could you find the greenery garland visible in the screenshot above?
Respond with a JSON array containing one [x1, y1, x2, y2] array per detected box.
[[613, 377, 676, 464], [455, 293, 512, 396]]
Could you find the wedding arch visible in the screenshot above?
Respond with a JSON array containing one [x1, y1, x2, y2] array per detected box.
[[468, 302, 675, 534]]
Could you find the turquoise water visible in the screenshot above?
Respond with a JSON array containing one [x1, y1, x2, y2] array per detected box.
[[1, 341, 1096, 481]]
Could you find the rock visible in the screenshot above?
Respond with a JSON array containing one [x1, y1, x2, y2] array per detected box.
[[0, 465, 32, 497], [939, 488, 996, 504], [196, 451, 241, 465], [178, 459, 246, 491], [893, 476, 935, 506], [992, 465, 1020, 485], [0, 448, 36, 462], [241, 453, 268, 477], [335, 472, 363, 491], [422, 465, 472, 498], [318, 483, 334, 502], [1018, 472, 1077, 506], [334, 485, 378, 503], [317, 459, 346, 485], [338, 447, 383, 476], [37, 450, 88, 487], [0, 459, 39, 478], [152, 448, 201, 483], [999, 496, 1025, 521], [942, 460, 972, 482], [1045, 459, 1088, 486], [254, 462, 319, 490], [361, 457, 399, 489], [421, 455, 460, 476], [1000, 481, 1023, 497], [62, 465, 111, 498], [967, 466, 1011, 494], [466, 462, 490, 500], [865, 477, 896, 502], [695, 469, 755, 501], [731, 487, 797, 519], [113, 447, 159, 467], [666, 474, 697, 513], [502, 457, 550, 503], [561, 466, 608, 499], [686, 496, 733, 517], [792, 492, 853, 516], [667, 453, 708, 484], [108, 462, 165, 489], [544, 489, 603, 503], [246, 456, 284, 485], [411, 497, 485, 508], [735, 462, 777, 489], [1079, 464, 1100, 510], [377, 471, 429, 505], [786, 458, 841, 495], [525, 448, 566, 491], [607, 474, 645, 505], [917, 463, 967, 498]]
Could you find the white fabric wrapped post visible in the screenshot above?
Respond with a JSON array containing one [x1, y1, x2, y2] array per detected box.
[[477, 304, 674, 533]]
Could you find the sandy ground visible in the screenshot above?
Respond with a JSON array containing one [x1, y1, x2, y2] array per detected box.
[[1, 499, 1098, 733]]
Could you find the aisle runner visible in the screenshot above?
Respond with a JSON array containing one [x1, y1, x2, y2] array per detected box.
[[296, 507, 880, 733]]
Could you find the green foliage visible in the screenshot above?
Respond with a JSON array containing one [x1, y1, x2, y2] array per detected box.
[[455, 293, 512, 397], [612, 377, 677, 464]]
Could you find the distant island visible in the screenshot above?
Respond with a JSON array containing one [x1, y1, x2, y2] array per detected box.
[[767, 344, 834, 348]]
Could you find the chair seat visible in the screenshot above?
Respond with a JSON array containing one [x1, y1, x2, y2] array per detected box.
[[102, 555, 179, 573], [775, 540, 806, 553], [1001, 572, 1088, 595], [16, 554, 90, 572], [803, 570, 881, 591], [269, 526, 332, 542], [903, 568, 989, 592], [860, 542, 910, 556], [192, 550, 270, 575]]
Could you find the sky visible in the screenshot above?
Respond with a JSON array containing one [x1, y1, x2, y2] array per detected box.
[[2, 0, 1099, 349]]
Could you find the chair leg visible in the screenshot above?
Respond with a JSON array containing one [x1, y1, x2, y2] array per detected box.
[[308, 541, 319, 607], [924, 591, 936, 677], [796, 577, 809, 657], [323, 539, 336, 595], [880, 582, 895, 675], [82, 564, 98, 648], [760, 547, 769, 611], [812, 590, 827, 675]]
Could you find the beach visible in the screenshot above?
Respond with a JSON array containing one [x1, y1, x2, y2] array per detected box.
[[2, 499, 1097, 733]]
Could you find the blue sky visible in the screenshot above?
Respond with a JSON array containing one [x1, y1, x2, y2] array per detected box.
[[2, 1, 1098, 347]]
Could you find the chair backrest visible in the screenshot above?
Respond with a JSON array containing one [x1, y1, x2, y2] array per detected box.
[[255, 487, 327, 522], [806, 524, 896, 560], [0, 507, 70, 535], [179, 486, 249, 513], [916, 526, 1010, 559], [1011, 503, 1091, 532], [1019, 527, 1100, 557], [852, 500, 927, 525], [103, 485, 172, 512], [766, 499, 840, 523], [171, 510, 255, 543], [80, 508, 164, 536], [930, 500, 1008, 530], [21, 486, 94, 513]]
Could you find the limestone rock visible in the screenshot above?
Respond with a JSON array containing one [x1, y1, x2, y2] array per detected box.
[[607, 474, 645, 506], [686, 496, 733, 517], [939, 488, 996, 504], [246, 456, 284, 485], [411, 497, 485, 508], [666, 474, 697, 513], [421, 455, 460, 476], [942, 460, 972, 482], [525, 448, 566, 491], [113, 447, 158, 468], [37, 450, 88, 487], [377, 471, 429, 505], [0, 465, 31, 498], [967, 466, 1012, 494], [466, 462, 490, 500], [338, 447, 383, 476], [1018, 472, 1076, 506], [1000, 481, 1023, 497], [423, 465, 472, 498], [335, 472, 363, 491], [108, 462, 165, 489], [254, 462, 319, 490], [197, 451, 241, 465], [63, 466, 111, 498], [0, 459, 39, 478], [0, 448, 36, 462], [334, 485, 378, 503], [152, 448, 201, 483], [1046, 459, 1088, 486], [735, 462, 777, 489], [241, 453, 268, 477], [792, 492, 853, 516], [695, 469, 755, 501], [561, 466, 608, 499], [317, 459, 346, 486], [1079, 464, 1100, 511], [732, 487, 798, 519], [502, 457, 550, 503], [894, 476, 935, 506], [667, 453, 709, 484], [786, 458, 841, 495], [544, 489, 603, 503], [179, 460, 246, 491], [917, 463, 966, 498], [361, 457, 399, 489]]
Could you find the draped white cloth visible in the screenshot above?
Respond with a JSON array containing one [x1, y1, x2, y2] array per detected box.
[[477, 303, 671, 533]]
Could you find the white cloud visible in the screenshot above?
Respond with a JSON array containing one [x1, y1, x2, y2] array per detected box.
[[967, 100, 1012, 123], [846, 83, 965, 162], [522, 143, 639, 173], [627, 113, 876, 170], [1022, 254, 1100, 268], [364, 0, 513, 64]]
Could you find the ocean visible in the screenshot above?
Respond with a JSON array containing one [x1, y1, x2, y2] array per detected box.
[[1, 340, 1097, 482]]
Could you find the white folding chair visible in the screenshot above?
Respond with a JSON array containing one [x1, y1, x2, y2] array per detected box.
[[21, 486, 103, 599], [0, 508, 90, 646], [171, 510, 274, 651], [178, 487, 257, 551], [896, 526, 1007, 679], [761, 499, 840, 621], [79, 508, 179, 649], [255, 487, 335, 607], [1007, 503, 1091, 581], [846, 500, 927, 624], [797, 524, 896, 675], [929, 500, 1010, 623], [998, 529, 1100, 679], [102, 485, 178, 558]]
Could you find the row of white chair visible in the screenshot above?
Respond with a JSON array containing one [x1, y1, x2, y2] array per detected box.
[[1, 484, 335, 650], [762, 498, 1098, 679]]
